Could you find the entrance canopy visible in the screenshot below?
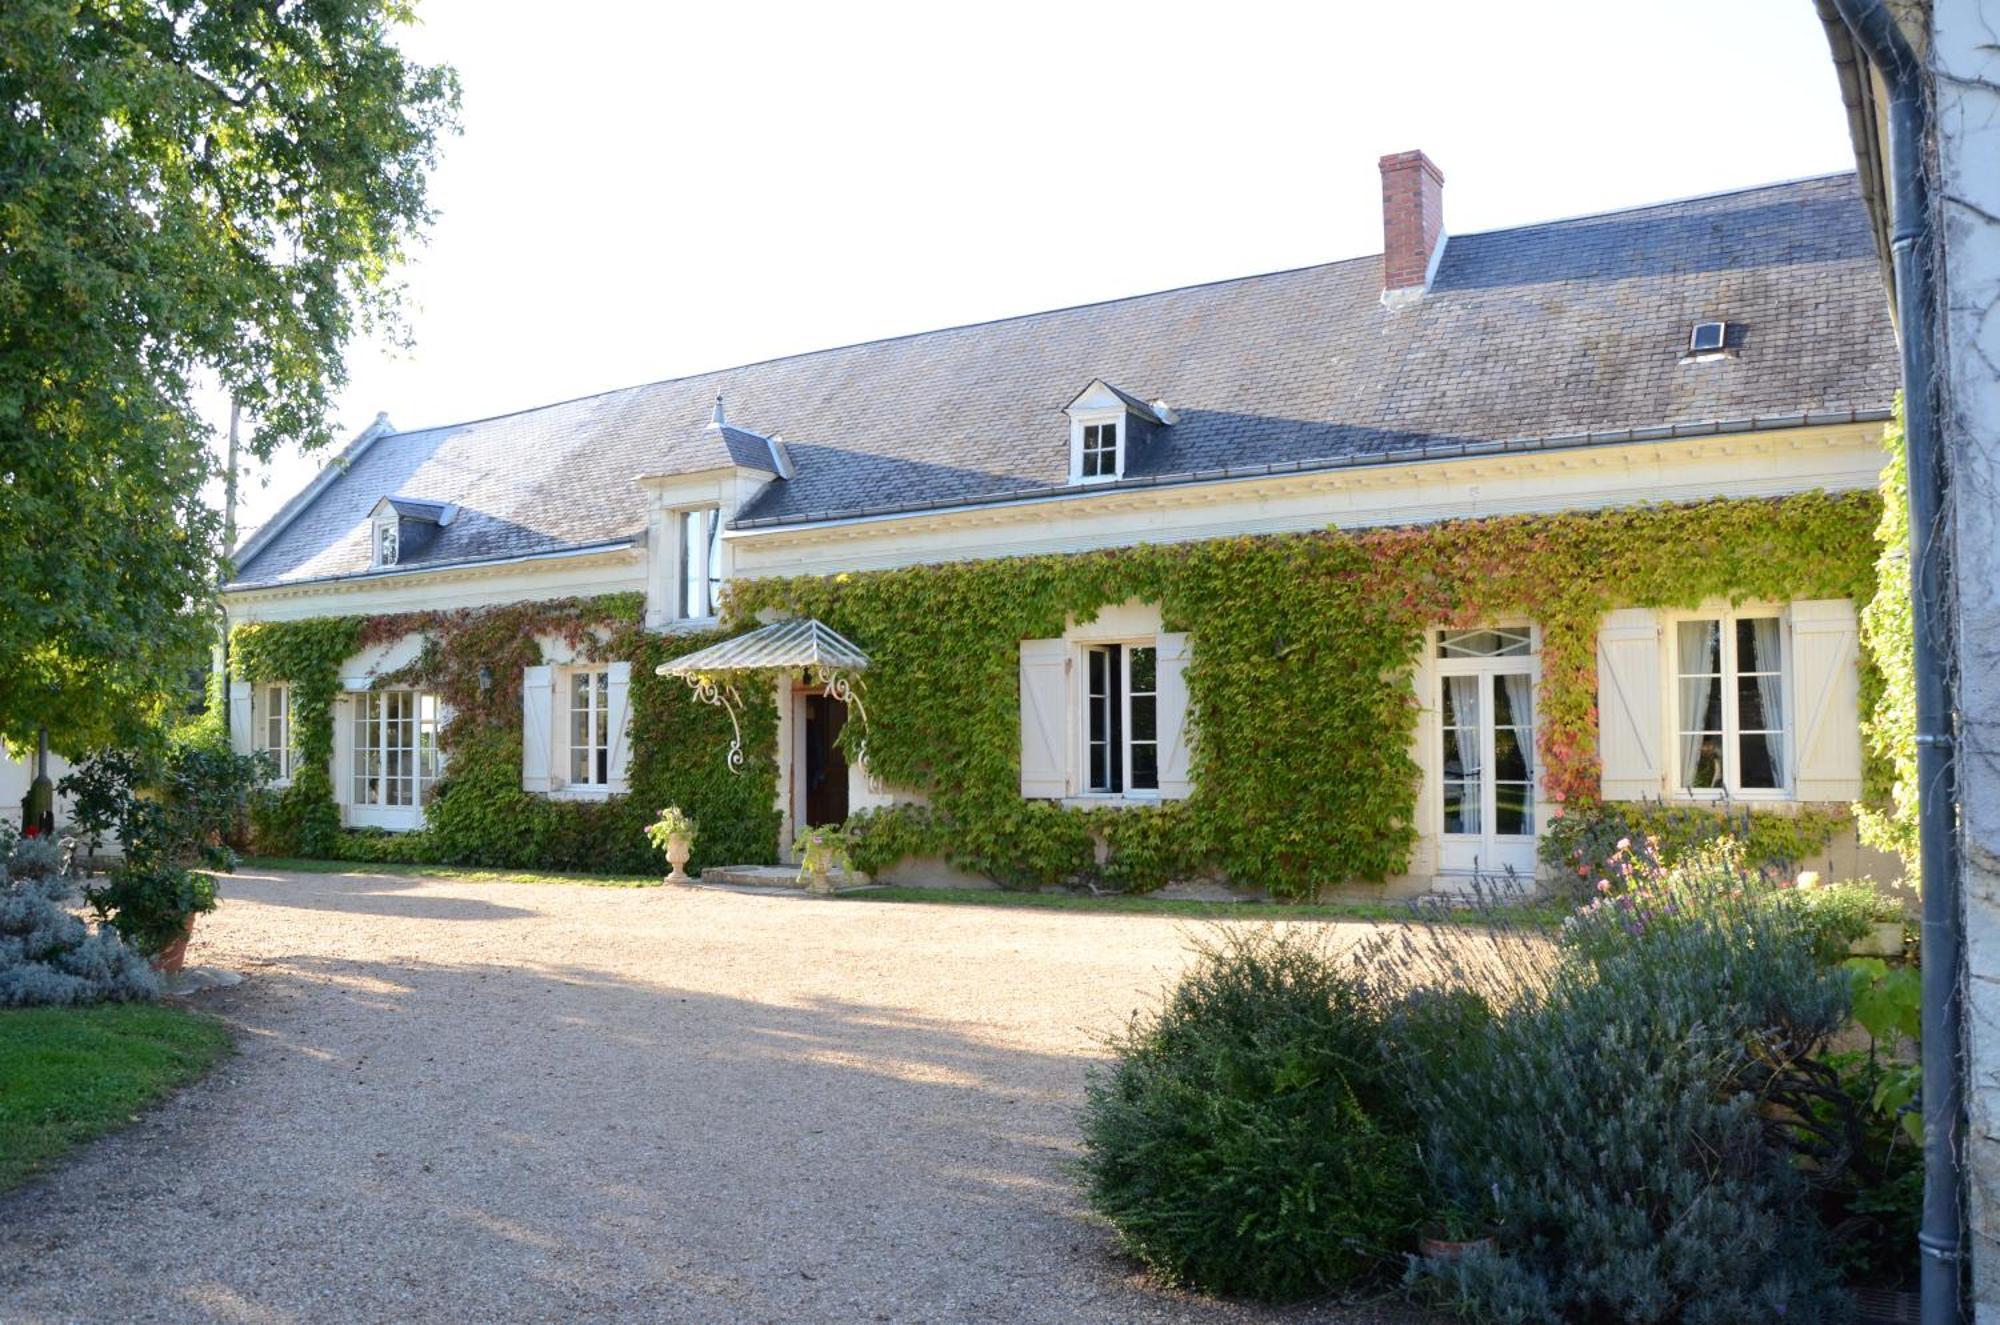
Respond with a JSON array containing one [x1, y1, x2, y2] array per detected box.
[[655, 619, 869, 772]]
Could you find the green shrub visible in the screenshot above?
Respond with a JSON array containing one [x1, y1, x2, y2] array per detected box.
[[1540, 799, 1844, 903], [1394, 863, 1855, 1323], [1078, 928, 1420, 1301]]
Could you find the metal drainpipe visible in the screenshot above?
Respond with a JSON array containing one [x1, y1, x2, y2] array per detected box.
[[1828, 2, 1964, 1321]]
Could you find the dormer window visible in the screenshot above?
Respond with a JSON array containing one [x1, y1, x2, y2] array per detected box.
[[367, 495, 456, 571], [1081, 421, 1120, 479], [374, 514, 400, 567], [1065, 378, 1171, 484]]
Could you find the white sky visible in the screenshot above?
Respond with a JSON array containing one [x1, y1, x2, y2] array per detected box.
[[221, 0, 1860, 538]]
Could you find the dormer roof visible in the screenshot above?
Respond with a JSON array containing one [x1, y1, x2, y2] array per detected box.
[[1065, 379, 1168, 425]]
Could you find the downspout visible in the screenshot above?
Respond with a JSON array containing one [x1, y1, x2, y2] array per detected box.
[[1827, 3, 1963, 1322]]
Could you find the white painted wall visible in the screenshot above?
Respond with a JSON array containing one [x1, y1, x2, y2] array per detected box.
[[1930, 3, 2000, 1316], [0, 747, 77, 834]]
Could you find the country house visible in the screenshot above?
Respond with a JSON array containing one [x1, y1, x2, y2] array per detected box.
[[216, 152, 1902, 895]]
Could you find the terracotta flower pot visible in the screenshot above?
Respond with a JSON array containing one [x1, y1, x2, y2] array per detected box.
[[150, 915, 198, 976], [1419, 1234, 1495, 1262]]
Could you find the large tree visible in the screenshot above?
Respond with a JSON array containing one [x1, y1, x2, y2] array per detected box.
[[0, 0, 457, 752]]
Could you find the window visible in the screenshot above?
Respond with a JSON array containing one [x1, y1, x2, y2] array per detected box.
[[566, 669, 610, 787], [679, 506, 722, 619], [352, 690, 442, 808], [1676, 615, 1786, 793], [374, 517, 399, 567], [257, 683, 292, 781], [1084, 643, 1158, 795], [1079, 420, 1119, 480]]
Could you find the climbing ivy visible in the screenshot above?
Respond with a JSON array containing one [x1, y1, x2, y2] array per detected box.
[[227, 492, 1884, 897], [1856, 403, 1920, 884], [737, 492, 1883, 898], [230, 595, 779, 874]]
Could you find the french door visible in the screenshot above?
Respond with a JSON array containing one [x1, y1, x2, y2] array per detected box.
[[1436, 629, 1539, 877]]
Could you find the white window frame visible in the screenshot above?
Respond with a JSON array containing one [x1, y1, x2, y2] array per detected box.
[[676, 505, 723, 622], [1665, 607, 1792, 801], [351, 689, 442, 810], [562, 666, 611, 789], [1431, 623, 1541, 876], [373, 513, 400, 568], [256, 683, 293, 784], [1069, 409, 1124, 483], [1078, 637, 1160, 801]]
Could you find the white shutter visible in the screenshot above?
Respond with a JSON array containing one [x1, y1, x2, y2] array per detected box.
[[229, 680, 254, 756], [522, 665, 554, 793], [1019, 638, 1070, 798], [1156, 632, 1193, 800], [605, 661, 633, 793], [1596, 609, 1664, 800], [1790, 599, 1864, 802]]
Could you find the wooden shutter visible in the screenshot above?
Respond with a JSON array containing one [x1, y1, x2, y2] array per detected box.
[[1019, 639, 1070, 798], [605, 662, 633, 793], [1596, 609, 1664, 800], [229, 680, 254, 756], [1790, 600, 1864, 802], [1156, 632, 1193, 800], [522, 665, 554, 793]]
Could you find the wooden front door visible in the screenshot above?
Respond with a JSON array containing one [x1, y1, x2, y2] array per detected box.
[[803, 695, 849, 827]]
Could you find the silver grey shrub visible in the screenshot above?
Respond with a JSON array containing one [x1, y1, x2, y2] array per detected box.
[[1356, 864, 1855, 1324], [0, 837, 161, 1006]]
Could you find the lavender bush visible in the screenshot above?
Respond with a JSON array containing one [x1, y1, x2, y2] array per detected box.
[[0, 835, 159, 1006]]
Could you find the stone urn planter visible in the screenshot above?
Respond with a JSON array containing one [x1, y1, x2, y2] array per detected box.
[[663, 833, 693, 885], [150, 916, 198, 976]]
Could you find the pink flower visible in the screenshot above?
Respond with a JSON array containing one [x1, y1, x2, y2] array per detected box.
[[1615, 837, 1631, 852], [1597, 879, 1612, 893]]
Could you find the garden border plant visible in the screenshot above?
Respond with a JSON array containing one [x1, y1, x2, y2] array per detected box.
[[228, 492, 1883, 895]]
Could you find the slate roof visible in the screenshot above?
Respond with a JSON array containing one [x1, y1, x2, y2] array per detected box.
[[229, 172, 1898, 590]]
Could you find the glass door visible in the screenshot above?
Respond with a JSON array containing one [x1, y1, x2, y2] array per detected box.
[[1436, 629, 1538, 877]]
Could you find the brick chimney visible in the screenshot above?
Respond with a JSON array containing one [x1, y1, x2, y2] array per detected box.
[[1379, 150, 1445, 300]]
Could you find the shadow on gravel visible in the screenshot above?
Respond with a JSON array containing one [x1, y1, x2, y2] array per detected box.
[[0, 933, 1436, 1325], [220, 871, 537, 923]]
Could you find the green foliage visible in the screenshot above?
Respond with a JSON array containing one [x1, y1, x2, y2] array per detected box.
[[0, 1002, 232, 1191], [1785, 882, 1904, 965], [0, 0, 457, 752], [1079, 928, 1422, 1300], [1822, 957, 1923, 1284], [643, 806, 698, 853], [1393, 869, 1855, 1323], [234, 616, 363, 856], [738, 493, 1880, 898], [1540, 798, 1848, 903], [1857, 402, 1920, 883], [60, 743, 262, 953], [231, 598, 781, 875]]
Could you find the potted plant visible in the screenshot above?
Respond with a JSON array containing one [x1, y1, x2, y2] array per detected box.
[[645, 806, 699, 884], [1418, 1206, 1496, 1263], [797, 827, 852, 896], [62, 743, 262, 974]]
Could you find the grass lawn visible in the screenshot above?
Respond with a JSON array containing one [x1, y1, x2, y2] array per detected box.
[[239, 857, 661, 888], [0, 1002, 233, 1191]]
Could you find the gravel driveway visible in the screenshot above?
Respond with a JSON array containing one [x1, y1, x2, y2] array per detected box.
[[0, 869, 1431, 1325]]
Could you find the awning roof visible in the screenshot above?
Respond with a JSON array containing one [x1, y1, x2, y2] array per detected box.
[[654, 618, 869, 677]]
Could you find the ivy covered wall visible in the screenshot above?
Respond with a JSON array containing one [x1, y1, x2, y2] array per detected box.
[[229, 490, 1881, 897], [232, 594, 780, 874], [735, 491, 1883, 896]]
